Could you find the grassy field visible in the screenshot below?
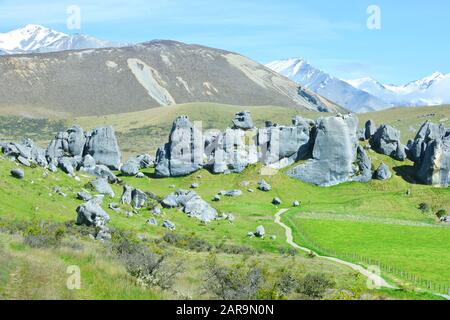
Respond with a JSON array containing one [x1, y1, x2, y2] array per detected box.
[[1, 102, 450, 299], [0, 158, 415, 300]]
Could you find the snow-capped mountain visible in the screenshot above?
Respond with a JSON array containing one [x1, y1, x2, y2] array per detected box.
[[346, 72, 450, 107], [266, 58, 390, 112], [0, 24, 126, 55]]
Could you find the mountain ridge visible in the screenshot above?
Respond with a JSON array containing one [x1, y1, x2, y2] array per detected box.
[[0, 24, 126, 55], [0, 40, 342, 117], [266, 58, 390, 113]]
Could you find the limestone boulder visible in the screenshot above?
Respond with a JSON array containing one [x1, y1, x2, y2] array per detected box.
[[370, 125, 406, 161], [286, 114, 360, 187], [154, 116, 203, 177], [84, 126, 121, 170]]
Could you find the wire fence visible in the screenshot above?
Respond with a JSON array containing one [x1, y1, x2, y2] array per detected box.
[[288, 219, 450, 295]]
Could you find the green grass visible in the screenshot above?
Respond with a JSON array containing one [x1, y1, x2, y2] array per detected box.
[[1, 102, 450, 299], [285, 215, 450, 286]]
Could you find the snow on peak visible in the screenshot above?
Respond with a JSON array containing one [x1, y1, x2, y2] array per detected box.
[[267, 58, 389, 112], [348, 71, 450, 107], [0, 24, 126, 55]]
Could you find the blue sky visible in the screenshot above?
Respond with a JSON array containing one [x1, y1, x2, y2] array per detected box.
[[0, 0, 448, 84]]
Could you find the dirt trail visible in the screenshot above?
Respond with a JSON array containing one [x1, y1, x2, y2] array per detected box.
[[274, 209, 396, 289]]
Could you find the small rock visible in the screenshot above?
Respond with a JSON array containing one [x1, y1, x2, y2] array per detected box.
[[147, 218, 158, 226], [247, 232, 255, 238], [163, 220, 176, 231], [191, 183, 199, 189], [120, 159, 140, 176], [108, 203, 121, 212], [257, 180, 272, 192], [131, 189, 147, 209], [152, 207, 162, 215], [11, 168, 24, 179], [213, 195, 221, 202], [293, 201, 301, 207], [373, 163, 392, 181], [136, 172, 145, 178], [224, 190, 242, 197], [255, 225, 265, 238], [270, 235, 277, 241], [247, 189, 254, 193], [272, 197, 282, 205]]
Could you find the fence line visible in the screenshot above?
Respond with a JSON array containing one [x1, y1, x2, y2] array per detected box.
[[288, 219, 450, 295]]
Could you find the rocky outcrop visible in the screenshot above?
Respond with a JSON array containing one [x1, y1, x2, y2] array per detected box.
[[232, 111, 254, 130], [131, 189, 147, 209], [3, 139, 48, 168], [154, 116, 203, 177], [209, 128, 258, 174], [411, 122, 450, 187], [84, 126, 121, 170], [76, 197, 111, 241], [162, 189, 217, 222], [353, 145, 372, 183], [47, 126, 86, 162], [370, 125, 407, 161], [258, 116, 313, 168], [121, 158, 140, 176], [91, 178, 115, 197], [286, 114, 360, 187], [257, 180, 272, 192], [365, 120, 376, 140], [373, 163, 392, 180]]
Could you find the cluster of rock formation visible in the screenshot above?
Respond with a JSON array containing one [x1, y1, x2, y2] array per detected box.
[[153, 111, 450, 188], [407, 121, 450, 187], [2, 125, 123, 176]]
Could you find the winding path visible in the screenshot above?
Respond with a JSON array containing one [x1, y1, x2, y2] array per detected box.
[[274, 209, 396, 289]]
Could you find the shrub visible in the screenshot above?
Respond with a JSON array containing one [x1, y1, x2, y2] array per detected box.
[[436, 209, 447, 219], [296, 273, 335, 299], [22, 222, 65, 248], [203, 255, 264, 300], [161, 233, 213, 252], [418, 203, 430, 213], [216, 243, 257, 255], [114, 237, 183, 290], [275, 270, 301, 298]]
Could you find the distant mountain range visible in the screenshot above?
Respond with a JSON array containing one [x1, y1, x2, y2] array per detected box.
[[266, 58, 389, 113], [1, 25, 448, 114], [267, 59, 450, 112], [0, 24, 126, 55], [346, 72, 450, 108], [0, 39, 341, 117]]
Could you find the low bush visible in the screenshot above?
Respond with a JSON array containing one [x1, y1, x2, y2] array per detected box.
[[113, 236, 183, 290], [436, 209, 447, 219], [203, 255, 264, 300], [418, 203, 430, 213], [296, 273, 335, 299]]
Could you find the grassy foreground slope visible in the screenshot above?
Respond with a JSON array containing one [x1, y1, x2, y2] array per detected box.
[[0, 158, 418, 300], [1, 102, 450, 299]]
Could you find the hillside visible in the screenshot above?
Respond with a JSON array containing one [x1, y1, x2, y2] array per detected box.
[[1, 103, 450, 300], [0, 41, 342, 117]]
